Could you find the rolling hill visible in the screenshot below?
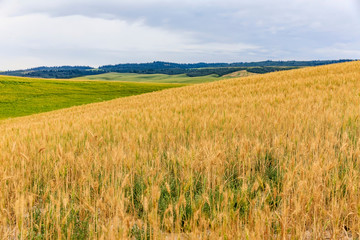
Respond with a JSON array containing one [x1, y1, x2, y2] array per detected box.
[[222, 70, 258, 78], [0, 75, 183, 119], [1, 62, 360, 238], [73, 72, 221, 84]]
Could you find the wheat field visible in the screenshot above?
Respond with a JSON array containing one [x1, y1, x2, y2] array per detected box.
[[1, 62, 360, 239]]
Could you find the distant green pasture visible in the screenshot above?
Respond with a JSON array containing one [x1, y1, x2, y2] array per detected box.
[[74, 72, 221, 84]]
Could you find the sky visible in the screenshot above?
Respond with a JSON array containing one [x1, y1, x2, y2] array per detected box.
[[0, 0, 359, 70]]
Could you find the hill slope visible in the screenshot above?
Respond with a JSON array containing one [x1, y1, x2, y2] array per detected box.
[[223, 69, 258, 78], [0, 75, 182, 119], [73, 72, 221, 83], [1, 62, 360, 238]]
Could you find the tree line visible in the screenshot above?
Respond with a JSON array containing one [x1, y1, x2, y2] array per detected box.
[[0, 60, 354, 79]]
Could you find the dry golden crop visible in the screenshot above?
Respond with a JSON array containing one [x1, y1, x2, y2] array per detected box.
[[1, 62, 360, 239]]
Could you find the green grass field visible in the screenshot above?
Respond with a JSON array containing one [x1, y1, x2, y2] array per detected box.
[[74, 72, 222, 83], [0, 75, 183, 119]]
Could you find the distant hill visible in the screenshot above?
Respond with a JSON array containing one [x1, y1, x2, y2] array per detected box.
[[74, 72, 222, 84], [0, 66, 104, 79], [27, 66, 94, 71], [0, 60, 355, 79], [223, 70, 258, 78], [100, 59, 354, 71]]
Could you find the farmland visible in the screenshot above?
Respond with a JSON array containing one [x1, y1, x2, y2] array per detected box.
[[1, 62, 360, 238], [0, 75, 182, 119], [74, 72, 222, 84]]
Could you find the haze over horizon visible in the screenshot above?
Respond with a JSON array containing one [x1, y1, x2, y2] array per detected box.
[[0, 0, 359, 70]]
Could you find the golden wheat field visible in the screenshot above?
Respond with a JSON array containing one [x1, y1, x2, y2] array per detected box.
[[1, 62, 360, 239]]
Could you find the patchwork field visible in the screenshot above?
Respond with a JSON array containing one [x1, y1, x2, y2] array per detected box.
[[223, 70, 258, 78], [1, 62, 360, 238], [74, 72, 221, 84], [0, 75, 182, 119]]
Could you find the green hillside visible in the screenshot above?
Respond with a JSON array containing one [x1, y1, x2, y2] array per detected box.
[[0, 75, 182, 119], [74, 72, 221, 84]]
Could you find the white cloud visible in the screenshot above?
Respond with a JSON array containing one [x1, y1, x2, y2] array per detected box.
[[0, 13, 260, 69], [0, 14, 189, 51]]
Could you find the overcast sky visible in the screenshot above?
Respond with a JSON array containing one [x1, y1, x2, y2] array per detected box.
[[0, 0, 359, 70]]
